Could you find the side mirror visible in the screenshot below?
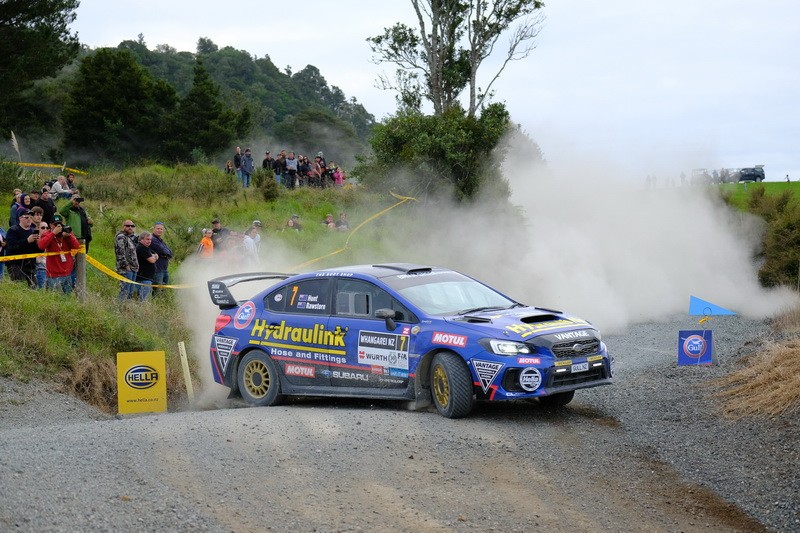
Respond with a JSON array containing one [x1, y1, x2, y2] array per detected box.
[[375, 308, 397, 331]]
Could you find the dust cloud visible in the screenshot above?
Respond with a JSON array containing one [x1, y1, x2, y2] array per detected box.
[[403, 130, 798, 333], [178, 130, 798, 401], [177, 236, 308, 407]]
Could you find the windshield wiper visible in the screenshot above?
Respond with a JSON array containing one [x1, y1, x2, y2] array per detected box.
[[458, 306, 507, 315]]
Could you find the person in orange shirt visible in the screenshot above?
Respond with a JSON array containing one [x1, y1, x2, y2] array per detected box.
[[197, 228, 214, 258]]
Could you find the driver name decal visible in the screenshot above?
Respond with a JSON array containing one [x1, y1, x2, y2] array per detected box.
[[357, 330, 410, 369]]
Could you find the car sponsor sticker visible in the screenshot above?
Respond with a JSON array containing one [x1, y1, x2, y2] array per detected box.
[[517, 356, 541, 365], [389, 368, 409, 378], [357, 330, 410, 369], [472, 360, 504, 393], [504, 319, 590, 339], [431, 331, 467, 348], [233, 301, 256, 330], [284, 363, 315, 378], [330, 370, 369, 382], [213, 335, 237, 373], [519, 367, 542, 391], [552, 330, 591, 341]]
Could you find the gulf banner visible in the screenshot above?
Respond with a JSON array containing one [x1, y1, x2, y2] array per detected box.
[[117, 351, 167, 414], [677, 330, 714, 366]]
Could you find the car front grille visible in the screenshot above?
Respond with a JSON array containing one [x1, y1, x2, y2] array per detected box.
[[551, 367, 605, 387], [551, 339, 600, 358]]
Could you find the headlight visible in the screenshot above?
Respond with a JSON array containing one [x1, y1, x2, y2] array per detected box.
[[479, 338, 531, 356]]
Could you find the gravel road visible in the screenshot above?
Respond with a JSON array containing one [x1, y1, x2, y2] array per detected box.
[[0, 315, 797, 532]]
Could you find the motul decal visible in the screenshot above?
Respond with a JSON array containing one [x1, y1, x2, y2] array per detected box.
[[284, 363, 315, 378], [432, 331, 467, 348]]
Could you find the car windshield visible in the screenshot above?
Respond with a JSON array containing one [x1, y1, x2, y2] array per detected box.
[[384, 271, 516, 316]]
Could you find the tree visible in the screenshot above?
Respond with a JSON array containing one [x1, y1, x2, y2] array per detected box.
[[368, 0, 543, 117], [162, 59, 246, 161], [0, 0, 80, 132], [355, 102, 511, 201], [196, 37, 219, 55], [61, 48, 177, 162]]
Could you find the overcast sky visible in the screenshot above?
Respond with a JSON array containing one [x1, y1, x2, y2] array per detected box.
[[73, 0, 799, 182]]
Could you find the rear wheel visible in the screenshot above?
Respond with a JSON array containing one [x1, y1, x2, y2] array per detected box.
[[237, 350, 283, 407], [538, 390, 574, 408], [430, 352, 473, 418]]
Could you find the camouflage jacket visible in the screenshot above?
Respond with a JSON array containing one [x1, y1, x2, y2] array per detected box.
[[114, 231, 139, 273]]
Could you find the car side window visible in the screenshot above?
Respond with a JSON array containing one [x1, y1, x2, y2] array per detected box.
[[266, 279, 331, 315], [335, 279, 415, 322]]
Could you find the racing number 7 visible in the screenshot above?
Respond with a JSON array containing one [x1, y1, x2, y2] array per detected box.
[[289, 285, 299, 306]]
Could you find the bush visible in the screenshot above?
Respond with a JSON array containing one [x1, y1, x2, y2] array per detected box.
[[258, 169, 280, 202]]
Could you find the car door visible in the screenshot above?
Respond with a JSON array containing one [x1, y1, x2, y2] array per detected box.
[[331, 278, 415, 390], [259, 278, 334, 388]]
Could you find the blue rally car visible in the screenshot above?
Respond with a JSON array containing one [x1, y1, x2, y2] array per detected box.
[[208, 264, 613, 418]]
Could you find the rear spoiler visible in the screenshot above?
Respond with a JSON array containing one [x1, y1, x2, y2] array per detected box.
[[208, 272, 294, 309]]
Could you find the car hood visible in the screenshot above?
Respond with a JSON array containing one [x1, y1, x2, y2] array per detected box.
[[442, 307, 595, 342]]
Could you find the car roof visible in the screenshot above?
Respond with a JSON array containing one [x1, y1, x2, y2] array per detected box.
[[314, 263, 447, 280]]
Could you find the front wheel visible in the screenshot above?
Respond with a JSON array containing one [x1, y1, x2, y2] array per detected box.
[[538, 390, 574, 408], [237, 350, 283, 407], [430, 352, 474, 418]]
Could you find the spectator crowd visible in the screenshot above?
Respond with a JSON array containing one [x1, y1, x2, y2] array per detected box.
[[230, 146, 347, 189], [1, 153, 353, 302]]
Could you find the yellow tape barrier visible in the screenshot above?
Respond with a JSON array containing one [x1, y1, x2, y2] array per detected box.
[[0, 161, 88, 175], [291, 191, 417, 270], [1, 192, 417, 289]]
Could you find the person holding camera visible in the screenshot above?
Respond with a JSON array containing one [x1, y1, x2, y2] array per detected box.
[[59, 193, 93, 253], [38, 214, 81, 294], [4, 209, 39, 288]]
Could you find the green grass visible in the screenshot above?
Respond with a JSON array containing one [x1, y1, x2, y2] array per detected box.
[[0, 165, 418, 410], [718, 181, 800, 211]]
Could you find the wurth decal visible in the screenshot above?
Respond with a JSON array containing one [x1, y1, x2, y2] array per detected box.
[[471, 360, 504, 393], [214, 336, 237, 372]]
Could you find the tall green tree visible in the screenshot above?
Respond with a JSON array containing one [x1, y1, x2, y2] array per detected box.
[[368, 0, 544, 117], [355, 103, 511, 201], [61, 48, 177, 162], [162, 59, 247, 162], [0, 0, 80, 133]]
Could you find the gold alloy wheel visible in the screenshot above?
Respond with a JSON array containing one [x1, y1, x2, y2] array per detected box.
[[243, 359, 270, 398], [432, 365, 450, 407]]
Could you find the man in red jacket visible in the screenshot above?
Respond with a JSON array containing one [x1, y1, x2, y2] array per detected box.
[[38, 214, 81, 294]]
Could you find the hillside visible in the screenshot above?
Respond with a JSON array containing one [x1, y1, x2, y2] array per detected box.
[[2, 38, 374, 167]]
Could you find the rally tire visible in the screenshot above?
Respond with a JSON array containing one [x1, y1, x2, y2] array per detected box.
[[237, 350, 284, 407], [538, 390, 575, 408], [430, 352, 474, 418]]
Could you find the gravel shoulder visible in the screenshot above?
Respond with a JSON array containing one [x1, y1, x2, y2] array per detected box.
[[1, 315, 798, 532]]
